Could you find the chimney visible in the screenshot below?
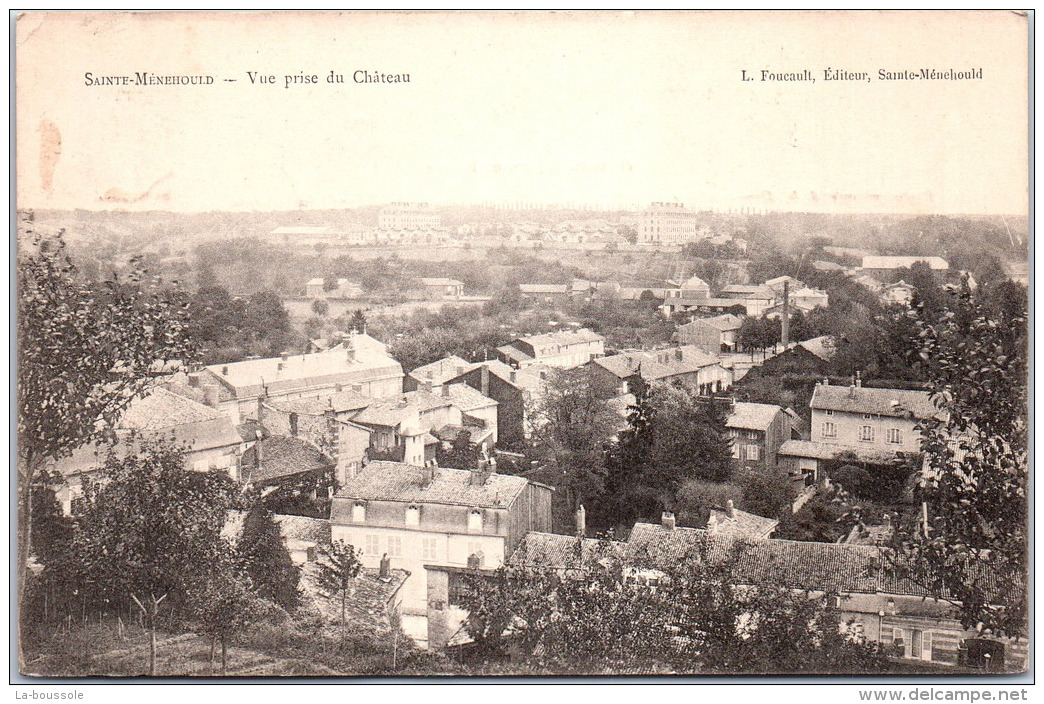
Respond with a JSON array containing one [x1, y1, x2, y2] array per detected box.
[[221, 366, 229, 376], [420, 463, 437, 487], [727, 499, 735, 519], [281, 352, 289, 362], [575, 504, 586, 537], [707, 513, 718, 533], [675, 348, 683, 361], [661, 511, 676, 531], [420, 380, 432, 395], [379, 553, 390, 578], [470, 459, 492, 486], [781, 280, 790, 347], [509, 370, 517, 384], [480, 365, 490, 396], [855, 371, 862, 388], [442, 383, 450, 398], [822, 377, 829, 386]]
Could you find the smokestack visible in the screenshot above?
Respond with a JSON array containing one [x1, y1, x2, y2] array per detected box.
[[379, 553, 391, 578], [576, 504, 586, 537], [661, 511, 676, 531], [855, 371, 862, 388], [727, 499, 736, 519], [781, 280, 790, 348]]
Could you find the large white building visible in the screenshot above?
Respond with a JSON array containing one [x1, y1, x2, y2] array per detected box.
[[638, 202, 699, 245], [378, 202, 441, 229], [330, 460, 553, 646]]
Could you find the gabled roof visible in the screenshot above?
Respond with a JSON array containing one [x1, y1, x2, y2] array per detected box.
[[726, 402, 782, 431], [407, 355, 470, 385], [795, 335, 836, 362], [777, 439, 909, 464], [331, 461, 534, 510], [681, 314, 743, 332], [708, 506, 779, 539], [720, 284, 776, 299], [120, 387, 227, 431], [265, 389, 374, 416], [811, 384, 940, 419], [508, 532, 626, 571], [450, 360, 549, 392], [240, 435, 334, 484], [592, 345, 721, 381]]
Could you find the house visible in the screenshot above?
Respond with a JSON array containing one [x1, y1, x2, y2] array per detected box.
[[638, 202, 698, 245], [813, 260, 847, 273], [239, 434, 336, 496], [404, 355, 471, 392], [625, 518, 1026, 671], [50, 387, 245, 515], [444, 360, 550, 449], [725, 401, 805, 472], [789, 287, 830, 312], [882, 280, 916, 307], [330, 460, 553, 647], [778, 379, 943, 481], [589, 345, 732, 396], [707, 500, 779, 539], [496, 329, 605, 370], [351, 384, 499, 462], [676, 314, 743, 353], [379, 202, 441, 229], [518, 283, 570, 303], [193, 333, 404, 424], [718, 284, 777, 317], [419, 277, 464, 299], [662, 297, 752, 318], [764, 276, 805, 297], [428, 513, 1026, 670], [664, 275, 712, 301], [258, 390, 374, 484], [861, 256, 950, 276]]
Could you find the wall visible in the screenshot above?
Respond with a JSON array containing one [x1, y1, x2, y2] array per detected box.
[[811, 408, 922, 452]]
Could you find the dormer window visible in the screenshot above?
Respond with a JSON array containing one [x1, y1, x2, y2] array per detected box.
[[352, 501, 366, 523], [406, 504, 420, 526], [468, 508, 483, 533]]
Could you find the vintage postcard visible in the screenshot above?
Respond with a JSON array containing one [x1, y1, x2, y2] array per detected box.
[[13, 10, 1030, 683]]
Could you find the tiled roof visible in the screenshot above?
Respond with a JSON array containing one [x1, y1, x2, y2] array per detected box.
[[451, 360, 547, 392], [592, 345, 720, 381], [265, 389, 374, 416], [721, 284, 776, 298], [689, 314, 743, 332], [274, 513, 332, 545], [726, 402, 781, 431], [796, 336, 836, 361], [812, 260, 846, 272], [331, 461, 532, 510], [351, 384, 494, 428], [507, 532, 626, 572], [811, 384, 940, 419], [708, 506, 779, 539], [204, 334, 401, 399], [441, 383, 498, 412], [407, 355, 470, 385], [626, 524, 933, 597], [778, 439, 908, 464], [522, 328, 604, 347], [120, 387, 225, 430], [240, 435, 334, 483], [862, 256, 949, 271]]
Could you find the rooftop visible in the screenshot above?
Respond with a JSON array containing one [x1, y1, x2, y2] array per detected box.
[[420, 277, 464, 287], [811, 384, 940, 419], [708, 505, 779, 539], [862, 255, 949, 271], [331, 461, 533, 510], [592, 345, 720, 381], [507, 532, 625, 572], [682, 314, 743, 332], [726, 402, 782, 431], [240, 435, 334, 484], [795, 335, 836, 361], [407, 355, 470, 385], [777, 439, 910, 464]]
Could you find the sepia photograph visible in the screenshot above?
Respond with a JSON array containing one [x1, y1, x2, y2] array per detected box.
[[12, 10, 1030, 684]]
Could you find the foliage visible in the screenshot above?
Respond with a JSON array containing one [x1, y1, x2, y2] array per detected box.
[[315, 540, 363, 645], [890, 286, 1028, 637], [186, 285, 296, 364], [602, 379, 734, 528], [238, 504, 301, 610], [311, 299, 330, 316], [436, 429, 481, 470], [459, 537, 888, 673]]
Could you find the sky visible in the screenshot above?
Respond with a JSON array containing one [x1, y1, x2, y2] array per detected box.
[[15, 11, 1030, 214]]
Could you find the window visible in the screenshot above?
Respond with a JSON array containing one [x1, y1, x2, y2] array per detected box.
[[386, 535, 402, 557], [422, 537, 439, 561], [822, 421, 837, 438], [468, 508, 483, 533], [745, 444, 761, 462], [860, 425, 875, 442], [406, 504, 420, 526], [824, 409, 834, 416], [731, 441, 741, 459], [364, 534, 381, 556], [746, 430, 759, 440], [886, 428, 902, 445], [863, 414, 874, 421], [352, 501, 366, 523]]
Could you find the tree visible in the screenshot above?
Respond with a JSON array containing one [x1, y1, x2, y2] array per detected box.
[[311, 299, 330, 317], [315, 540, 363, 647], [436, 429, 481, 470], [17, 231, 196, 624], [186, 542, 268, 675], [238, 504, 301, 610], [528, 367, 619, 512], [349, 309, 367, 334], [890, 286, 1028, 638], [70, 444, 237, 675]]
